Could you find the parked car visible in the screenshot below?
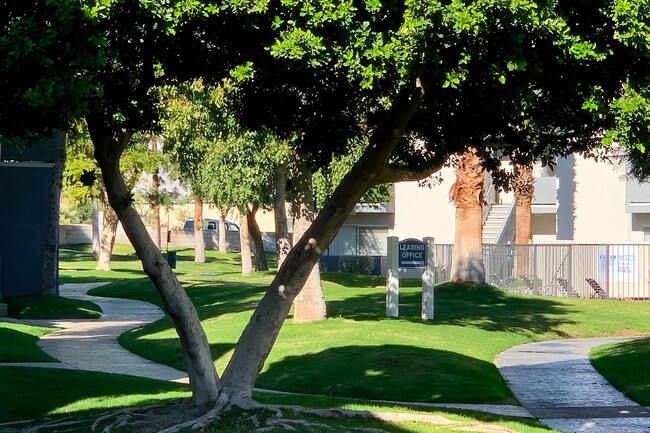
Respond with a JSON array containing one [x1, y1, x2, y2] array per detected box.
[[183, 218, 239, 232]]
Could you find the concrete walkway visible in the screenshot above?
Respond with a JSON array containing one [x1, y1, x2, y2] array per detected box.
[[496, 338, 650, 433], [1, 283, 188, 383]]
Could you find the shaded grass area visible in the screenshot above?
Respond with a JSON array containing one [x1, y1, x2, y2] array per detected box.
[[0, 367, 190, 423], [70, 245, 650, 406], [5, 294, 102, 320], [0, 322, 56, 362], [589, 337, 650, 405]]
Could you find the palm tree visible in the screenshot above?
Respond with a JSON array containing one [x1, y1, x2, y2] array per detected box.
[[513, 163, 535, 275], [449, 147, 485, 283]]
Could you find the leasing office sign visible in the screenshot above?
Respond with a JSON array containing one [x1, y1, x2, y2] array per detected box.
[[398, 238, 426, 268]]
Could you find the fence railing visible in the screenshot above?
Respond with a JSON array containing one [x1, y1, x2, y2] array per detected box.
[[429, 243, 650, 299], [483, 244, 650, 300]]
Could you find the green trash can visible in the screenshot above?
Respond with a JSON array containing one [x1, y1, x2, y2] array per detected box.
[[165, 251, 177, 269]]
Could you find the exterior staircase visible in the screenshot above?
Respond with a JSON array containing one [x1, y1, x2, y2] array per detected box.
[[483, 203, 512, 244]]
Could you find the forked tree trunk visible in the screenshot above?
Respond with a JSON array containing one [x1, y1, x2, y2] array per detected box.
[[240, 212, 253, 276], [41, 132, 66, 295], [291, 157, 326, 323], [91, 197, 100, 260], [96, 185, 118, 271], [194, 197, 205, 263], [449, 147, 485, 283], [221, 84, 428, 401], [514, 163, 534, 275], [87, 114, 220, 407], [274, 164, 291, 268], [248, 204, 268, 271]]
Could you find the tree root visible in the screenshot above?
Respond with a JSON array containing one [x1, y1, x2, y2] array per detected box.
[[22, 417, 88, 433], [248, 402, 520, 433], [156, 387, 231, 433], [7, 391, 520, 433]]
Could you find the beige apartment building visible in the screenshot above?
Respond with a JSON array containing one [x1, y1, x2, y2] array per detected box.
[[324, 154, 650, 299]]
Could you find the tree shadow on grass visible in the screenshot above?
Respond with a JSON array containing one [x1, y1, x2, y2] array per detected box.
[[0, 366, 189, 423], [89, 278, 267, 322], [118, 331, 237, 372], [257, 344, 517, 405], [327, 283, 577, 337], [0, 328, 55, 363]]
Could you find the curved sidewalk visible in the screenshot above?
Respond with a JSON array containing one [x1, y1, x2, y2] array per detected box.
[[2, 283, 188, 383], [496, 338, 650, 433]]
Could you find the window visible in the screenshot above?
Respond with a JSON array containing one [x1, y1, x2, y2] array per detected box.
[[644, 226, 650, 242], [329, 226, 357, 255], [358, 227, 388, 255]]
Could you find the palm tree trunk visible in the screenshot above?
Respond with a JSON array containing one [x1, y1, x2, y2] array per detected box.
[[449, 147, 485, 283], [514, 163, 534, 275]]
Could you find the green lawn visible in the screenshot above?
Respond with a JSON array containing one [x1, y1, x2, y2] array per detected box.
[[0, 322, 56, 362], [77, 245, 650, 406], [0, 367, 190, 423], [4, 294, 102, 319], [589, 337, 650, 405]]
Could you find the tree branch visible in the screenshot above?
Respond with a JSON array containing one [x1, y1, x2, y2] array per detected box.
[[374, 156, 447, 185]]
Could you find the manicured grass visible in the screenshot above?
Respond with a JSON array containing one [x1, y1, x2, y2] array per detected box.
[[589, 337, 650, 405], [0, 322, 56, 362], [77, 245, 650, 407], [0, 367, 190, 423], [5, 294, 102, 319]]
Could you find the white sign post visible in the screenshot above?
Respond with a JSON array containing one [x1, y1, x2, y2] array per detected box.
[[386, 236, 399, 318], [421, 237, 435, 320]]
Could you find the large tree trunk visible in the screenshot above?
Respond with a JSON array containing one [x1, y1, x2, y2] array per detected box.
[[514, 163, 534, 275], [221, 83, 428, 401], [291, 157, 326, 323], [274, 164, 291, 268], [96, 185, 118, 271], [240, 211, 253, 276], [41, 132, 66, 295], [449, 147, 485, 283], [91, 197, 100, 260], [194, 197, 206, 263], [218, 212, 228, 253], [248, 204, 268, 271], [87, 112, 220, 407]]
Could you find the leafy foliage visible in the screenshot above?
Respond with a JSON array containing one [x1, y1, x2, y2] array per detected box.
[[0, 1, 102, 138], [313, 138, 391, 211]]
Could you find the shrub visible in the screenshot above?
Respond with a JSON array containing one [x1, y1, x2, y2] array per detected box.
[[337, 256, 376, 275]]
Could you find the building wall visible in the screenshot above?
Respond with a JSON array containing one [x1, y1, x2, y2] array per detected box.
[[390, 166, 457, 244], [570, 156, 630, 243]]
